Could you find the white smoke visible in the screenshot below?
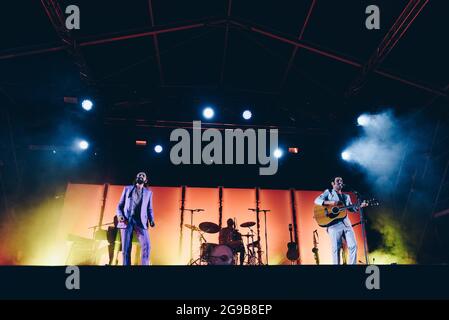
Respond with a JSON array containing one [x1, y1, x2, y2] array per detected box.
[[344, 110, 418, 190]]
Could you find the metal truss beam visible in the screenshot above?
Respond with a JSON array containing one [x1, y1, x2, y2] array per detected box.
[[346, 0, 430, 97]]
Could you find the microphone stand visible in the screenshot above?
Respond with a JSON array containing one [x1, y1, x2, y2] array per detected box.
[[185, 208, 204, 265], [353, 190, 369, 265], [248, 208, 271, 265], [260, 209, 271, 265]]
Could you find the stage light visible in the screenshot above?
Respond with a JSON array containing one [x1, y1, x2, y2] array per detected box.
[[78, 140, 89, 150], [242, 110, 252, 120], [64, 96, 78, 104], [154, 145, 163, 153], [341, 151, 351, 161], [81, 99, 93, 111], [135, 140, 147, 146], [203, 107, 214, 119], [274, 148, 283, 159], [357, 114, 370, 126], [288, 147, 299, 154]]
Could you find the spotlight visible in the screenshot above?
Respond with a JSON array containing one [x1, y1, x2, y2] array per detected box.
[[81, 99, 93, 111], [357, 114, 370, 126], [203, 107, 214, 120], [154, 145, 163, 153], [288, 147, 300, 154], [274, 148, 283, 159], [341, 151, 351, 161], [135, 140, 147, 146], [242, 110, 252, 120], [64, 96, 78, 104], [78, 140, 89, 150]]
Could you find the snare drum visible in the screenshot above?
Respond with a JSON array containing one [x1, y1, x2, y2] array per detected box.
[[208, 244, 234, 265]]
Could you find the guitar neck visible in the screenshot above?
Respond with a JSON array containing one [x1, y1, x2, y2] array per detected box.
[[338, 199, 376, 212], [338, 203, 361, 212]]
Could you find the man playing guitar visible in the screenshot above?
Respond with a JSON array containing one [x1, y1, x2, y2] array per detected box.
[[314, 177, 367, 265]]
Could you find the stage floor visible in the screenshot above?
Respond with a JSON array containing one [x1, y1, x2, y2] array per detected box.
[[0, 265, 446, 300]]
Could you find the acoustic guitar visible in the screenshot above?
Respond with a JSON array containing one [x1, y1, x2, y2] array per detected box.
[[313, 199, 379, 227], [286, 224, 299, 261]]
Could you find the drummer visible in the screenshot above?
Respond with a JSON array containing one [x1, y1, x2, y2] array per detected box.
[[219, 218, 245, 265]]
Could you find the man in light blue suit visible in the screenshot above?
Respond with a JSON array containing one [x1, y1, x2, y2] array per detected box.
[[116, 172, 155, 265], [314, 177, 366, 265]]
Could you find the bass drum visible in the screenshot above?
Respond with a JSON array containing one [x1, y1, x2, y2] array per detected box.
[[208, 244, 234, 265]]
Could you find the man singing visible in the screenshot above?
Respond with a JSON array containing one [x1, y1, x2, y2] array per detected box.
[[116, 172, 155, 265], [314, 177, 366, 265]]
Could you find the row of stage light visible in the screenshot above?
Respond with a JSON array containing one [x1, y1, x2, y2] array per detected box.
[[75, 99, 93, 151], [77, 99, 286, 158], [77, 98, 376, 164], [81, 99, 253, 121], [77, 99, 165, 153], [202, 106, 253, 121]]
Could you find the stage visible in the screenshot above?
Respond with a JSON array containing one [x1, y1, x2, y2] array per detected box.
[[25, 184, 367, 266]]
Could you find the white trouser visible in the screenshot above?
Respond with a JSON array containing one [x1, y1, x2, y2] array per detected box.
[[327, 218, 357, 265]]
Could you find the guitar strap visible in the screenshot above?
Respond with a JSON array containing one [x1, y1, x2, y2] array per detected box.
[[337, 192, 345, 204], [325, 189, 331, 201]]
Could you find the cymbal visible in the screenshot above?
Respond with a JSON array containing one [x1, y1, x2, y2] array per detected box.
[[199, 222, 221, 234], [240, 221, 256, 228], [184, 224, 201, 232]]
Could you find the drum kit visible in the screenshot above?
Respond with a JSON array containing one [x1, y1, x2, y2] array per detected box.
[[185, 220, 262, 265]]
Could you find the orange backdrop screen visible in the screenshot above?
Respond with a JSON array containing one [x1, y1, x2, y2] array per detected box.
[[57, 184, 365, 265]]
